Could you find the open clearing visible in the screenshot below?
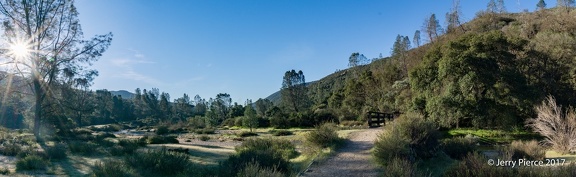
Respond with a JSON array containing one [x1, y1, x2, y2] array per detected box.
[[301, 127, 383, 177]]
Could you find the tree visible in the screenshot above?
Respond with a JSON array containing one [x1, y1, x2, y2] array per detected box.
[[446, 0, 462, 33], [413, 30, 421, 47], [348, 52, 368, 68], [281, 70, 309, 112], [0, 0, 113, 138], [173, 93, 193, 121], [423, 14, 442, 42], [410, 31, 534, 128], [254, 98, 273, 117], [557, 0, 575, 11], [391, 35, 411, 76], [537, 0, 547, 10], [487, 0, 497, 13], [243, 101, 258, 132], [497, 0, 506, 13], [159, 92, 171, 121]]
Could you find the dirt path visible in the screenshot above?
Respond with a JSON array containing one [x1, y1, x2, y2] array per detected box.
[[301, 128, 383, 177]]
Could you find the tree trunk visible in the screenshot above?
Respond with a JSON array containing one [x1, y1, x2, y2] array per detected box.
[[33, 76, 42, 139]]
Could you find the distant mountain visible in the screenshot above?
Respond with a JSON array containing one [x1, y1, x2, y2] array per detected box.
[[110, 90, 135, 99]]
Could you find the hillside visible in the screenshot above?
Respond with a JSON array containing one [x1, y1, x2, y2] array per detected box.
[[110, 90, 135, 99], [266, 8, 576, 128]]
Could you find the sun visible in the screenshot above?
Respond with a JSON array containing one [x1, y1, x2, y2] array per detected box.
[[9, 41, 30, 59]]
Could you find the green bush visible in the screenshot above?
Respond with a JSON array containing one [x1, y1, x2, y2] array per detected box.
[[91, 160, 136, 177], [236, 138, 297, 160], [0, 167, 9, 175], [16, 155, 47, 171], [394, 113, 440, 159], [156, 125, 169, 135], [199, 135, 210, 141], [69, 141, 99, 155], [305, 122, 341, 148], [443, 152, 514, 177], [194, 128, 215, 134], [0, 143, 21, 156], [125, 149, 193, 177], [373, 113, 440, 165], [238, 131, 258, 137], [441, 137, 477, 160], [147, 135, 179, 144], [382, 157, 418, 177], [507, 140, 546, 160], [221, 138, 295, 177], [45, 143, 67, 160], [373, 127, 411, 166], [237, 161, 285, 177], [109, 139, 140, 156], [269, 129, 293, 136]]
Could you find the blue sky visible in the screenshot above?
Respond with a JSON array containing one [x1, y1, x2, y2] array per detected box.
[[75, 0, 550, 103]]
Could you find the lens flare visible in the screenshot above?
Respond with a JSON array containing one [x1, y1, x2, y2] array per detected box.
[[9, 41, 30, 59]]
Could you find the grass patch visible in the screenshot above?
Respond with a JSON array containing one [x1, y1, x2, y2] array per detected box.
[[269, 129, 293, 136], [16, 155, 47, 171], [238, 131, 258, 137], [125, 148, 194, 177], [446, 128, 542, 144]]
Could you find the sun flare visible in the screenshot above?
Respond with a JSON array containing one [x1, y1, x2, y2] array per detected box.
[[9, 41, 30, 58]]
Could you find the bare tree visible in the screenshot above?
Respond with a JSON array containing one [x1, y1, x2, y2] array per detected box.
[[526, 96, 576, 154], [0, 0, 113, 138]]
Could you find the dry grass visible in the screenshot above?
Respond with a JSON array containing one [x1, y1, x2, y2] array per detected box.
[[526, 96, 576, 154]]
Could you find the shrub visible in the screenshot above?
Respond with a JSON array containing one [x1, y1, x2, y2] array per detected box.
[[394, 113, 440, 159], [373, 127, 411, 166], [125, 149, 193, 177], [441, 137, 477, 160], [507, 140, 546, 160], [16, 155, 47, 171], [305, 122, 341, 148], [156, 125, 169, 135], [69, 141, 99, 155], [269, 129, 293, 136], [236, 138, 297, 160], [220, 148, 290, 177], [91, 160, 136, 177], [110, 139, 140, 156], [147, 135, 179, 144], [0, 167, 8, 175], [45, 143, 67, 160], [0, 143, 21, 156], [199, 135, 210, 141], [194, 128, 215, 134], [237, 161, 284, 177], [526, 96, 576, 154], [382, 157, 418, 177], [373, 113, 440, 165], [238, 131, 258, 137], [443, 152, 514, 177]]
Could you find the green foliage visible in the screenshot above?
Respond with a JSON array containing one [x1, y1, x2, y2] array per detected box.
[[441, 137, 477, 160], [281, 70, 310, 112], [0, 142, 21, 156], [16, 155, 47, 171], [145, 135, 179, 144], [373, 113, 440, 165], [69, 141, 100, 156], [110, 139, 140, 156], [243, 105, 259, 132], [410, 31, 535, 128], [156, 125, 169, 135], [221, 138, 294, 177], [193, 128, 215, 134], [91, 160, 137, 177], [0, 167, 9, 175], [237, 161, 285, 177], [236, 138, 297, 160], [305, 122, 341, 148], [443, 152, 514, 177], [382, 157, 418, 177], [45, 143, 68, 160], [125, 148, 193, 177]]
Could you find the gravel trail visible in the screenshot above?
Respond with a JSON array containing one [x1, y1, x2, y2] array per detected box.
[[301, 128, 383, 177]]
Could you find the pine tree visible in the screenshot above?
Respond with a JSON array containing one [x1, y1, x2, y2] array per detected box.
[[413, 30, 421, 47], [537, 0, 547, 10]]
